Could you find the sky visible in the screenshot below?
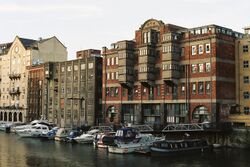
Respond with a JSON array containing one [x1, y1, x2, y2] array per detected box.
[[0, 0, 249, 60]]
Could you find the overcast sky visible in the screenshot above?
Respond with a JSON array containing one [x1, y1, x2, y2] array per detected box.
[[0, 0, 249, 60]]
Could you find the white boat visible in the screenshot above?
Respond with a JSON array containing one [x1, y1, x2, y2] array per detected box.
[[54, 128, 71, 141], [16, 124, 50, 138], [73, 129, 100, 144], [94, 132, 116, 148], [13, 119, 51, 133], [107, 127, 155, 154]]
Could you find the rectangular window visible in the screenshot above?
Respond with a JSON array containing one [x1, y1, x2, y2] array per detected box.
[[111, 72, 114, 80], [181, 47, 185, 57], [67, 66, 72, 72], [111, 57, 114, 65], [206, 81, 211, 94], [192, 83, 196, 94], [206, 44, 211, 53], [81, 64, 85, 70], [114, 87, 119, 97], [181, 83, 185, 95], [88, 62, 93, 69], [122, 87, 126, 97], [244, 106, 249, 115], [198, 45, 203, 54], [198, 64, 204, 73], [107, 73, 110, 80], [243, 45, 248, 53], [61, 67, 65, 72], [198, 82, 204, 94], [191, 46, 196, 55], [116, 72, 119, 79], [107, 58, 110, 66], [243, 91, 249, 99], [244, 76, 249, 84], [206, 62, 211, 72], [157, 85, 161, 96], [191, 64, 197, 73], [74, 65, 78, 71], [243, 60, 249, 68], [116, 57, 119, 65]]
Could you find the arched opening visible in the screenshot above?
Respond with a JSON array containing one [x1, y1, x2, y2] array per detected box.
[[106, 106, 117, 123], [9, 112, 12, 122], [4, 112, 7, 121], [0, 112, 2, 121], [192, 106, 211, 123], [19, 113, 23, 122], [14, 113, 17, 122]]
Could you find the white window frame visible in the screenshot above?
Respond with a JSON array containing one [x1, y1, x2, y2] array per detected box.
[[192, 46, 196, 55], [206, 44, 211, 53], [198, 45, 203, 54]]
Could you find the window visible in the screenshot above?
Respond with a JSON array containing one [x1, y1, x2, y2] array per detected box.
[[107, 73, 110, 80], [243, 91, 249, 99], [243, 45, 248, 53], [244, 106, 249, 115], [81, 64, 86, 70], [243, 60, 249, 68], [206, 81, 211, 94], [198, 64, 204, 73], [244, 76, 249, 84], [116, 57, 119, 65], [181, 47, 185, 57], [198, 82, 204, 94], [116, 72, 119, 79], [192, 46, 196, 55], [111, 72, 114, 80], [181, 83, 185, 95], [67, 66, 72, 72], [61, 67, 65, 72], [88, 63, 93, 69], [206, 63, 211, 72], [192, 83, 196, 94], [157, 85, 161, 96], [107, 58, 110, 66], [206, 44, 210, 53], [191, 64, 197, 73], [114, 87, 119, 97], [111, 57, 114, 65], [74, 65, 78, 71], [198, 45, 203, 54]]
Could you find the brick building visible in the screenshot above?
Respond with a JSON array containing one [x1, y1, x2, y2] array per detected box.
[[102, 19, 242, 127]]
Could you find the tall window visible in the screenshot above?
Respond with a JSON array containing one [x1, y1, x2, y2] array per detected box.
[[198, 45, 203, 54], [107, 58, 110, 66], [191, 64, 197, 73], [244, 76, 249, 84], [243, 60, 249, 68], [181, 83, 185, 95], [206, 62, 211, 72], [192, 46, 196, 55], [157, 85, 161, 96], [243, 45, 248, 53], [198, 82, 204, 94], [206, 81, 211, 94], [192, 83, 196, 94], [206, 44, 211, 53], [198, 64, 204, 73]]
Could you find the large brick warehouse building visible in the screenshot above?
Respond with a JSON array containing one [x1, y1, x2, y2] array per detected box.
[[102, 19, 242, 127]]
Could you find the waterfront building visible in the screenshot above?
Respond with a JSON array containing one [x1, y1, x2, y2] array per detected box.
[[102, 19, 242, 127], [37, 49, 102, 128], [0, 36, 67, 123], [229, 27, 250, 127]]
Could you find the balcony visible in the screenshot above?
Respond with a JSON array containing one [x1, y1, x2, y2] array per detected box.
[[8, 73, 21, 80], [9, 88, 21, 95], [162, 52, 180, 61]]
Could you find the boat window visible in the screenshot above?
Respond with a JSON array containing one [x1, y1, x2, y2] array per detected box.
[[42, 127, 47, 130], [37, 127, 41, 129]]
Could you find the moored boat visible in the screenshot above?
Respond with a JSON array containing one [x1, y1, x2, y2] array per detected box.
[[107, 127, 155, 154], [150, 139, 210, 155], [16, 124, 50, 138]]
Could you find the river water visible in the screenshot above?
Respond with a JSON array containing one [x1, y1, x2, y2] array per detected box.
[[0, 132, 250, 167]]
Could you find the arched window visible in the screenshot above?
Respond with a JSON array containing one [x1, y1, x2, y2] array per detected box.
[[0, 112, 2, 121], [14, 113, 17, 122], [9, 112, 12, 122], [19, 113, 23, 122], [192, 106, 211, 123], [4, 112, 7, 121]]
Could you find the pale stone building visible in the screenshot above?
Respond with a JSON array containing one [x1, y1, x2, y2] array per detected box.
[[0, 36, 67, 123]]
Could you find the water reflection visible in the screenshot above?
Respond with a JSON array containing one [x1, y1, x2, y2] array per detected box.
[[0, 133, 250, 167]]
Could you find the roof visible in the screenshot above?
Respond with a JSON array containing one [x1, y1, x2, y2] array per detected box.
[[19, 38, 37, 48]]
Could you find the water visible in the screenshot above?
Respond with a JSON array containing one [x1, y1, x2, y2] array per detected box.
[[0, 132, 250, 167]]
